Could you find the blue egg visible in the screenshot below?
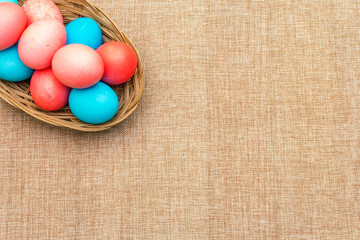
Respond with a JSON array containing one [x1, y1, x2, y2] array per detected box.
[[0, 43, 34, 82], [0, 0, 18, 4], [66, 17, 103, 50], [69, 82, 119, 124]]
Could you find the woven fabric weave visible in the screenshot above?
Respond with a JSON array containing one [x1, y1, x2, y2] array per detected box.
[[0, 0, 359, 239]]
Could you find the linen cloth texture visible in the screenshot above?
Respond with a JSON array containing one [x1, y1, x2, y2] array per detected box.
[[0, 0, 359, 239]]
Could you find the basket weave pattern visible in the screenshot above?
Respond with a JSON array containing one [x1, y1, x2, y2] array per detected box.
[[0, 0, 144, 132]]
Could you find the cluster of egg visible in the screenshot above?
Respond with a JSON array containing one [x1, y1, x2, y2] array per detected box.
[[0, 0, 137, 124]]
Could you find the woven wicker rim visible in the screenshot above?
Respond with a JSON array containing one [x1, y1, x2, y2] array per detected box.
[[0, 0, 144, 132]]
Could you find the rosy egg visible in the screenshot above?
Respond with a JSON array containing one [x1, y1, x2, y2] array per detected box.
[[19, 18, 66, 70], [52, 44, 104, 89], [22, 0, 63, 27], [97, 41, 137, 85], [30, 68, 70, 112], [0, 2, 26, 50]]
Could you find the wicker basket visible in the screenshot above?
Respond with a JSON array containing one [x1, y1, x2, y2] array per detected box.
[[0, 0, 144, 132]]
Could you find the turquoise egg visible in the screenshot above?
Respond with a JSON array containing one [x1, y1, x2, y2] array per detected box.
[[0, 43, 34, 82], [66, 17, 103, 50], [0, 0, 18, 4], [69, 82, 119, 124]]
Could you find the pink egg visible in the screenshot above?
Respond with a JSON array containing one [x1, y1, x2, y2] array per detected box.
[[30, 68, 70, 111], [22, 0, 63, 27], [0, 2, 27, 50], [19, 19, 66, 70], [52, 44, 104, 89]]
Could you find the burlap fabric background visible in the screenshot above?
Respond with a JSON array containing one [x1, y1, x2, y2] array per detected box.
[[1, 0, 359, 239]]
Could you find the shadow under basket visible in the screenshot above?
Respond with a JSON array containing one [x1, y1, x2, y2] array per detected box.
[[0, 0, 144, 132]]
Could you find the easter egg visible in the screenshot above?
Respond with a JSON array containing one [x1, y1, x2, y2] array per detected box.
[[30, 68, 70, 111], [0, 2, 26, 50], [69, 82, 119, 124], [66, 17, 103, 50], [22, 0, 63, 26], [0, 43, 34, 82], [96, 41, 137, 85], [52, 44, 104, 89], [19, 18, 66, 70], [0, 0, 18, 4]]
